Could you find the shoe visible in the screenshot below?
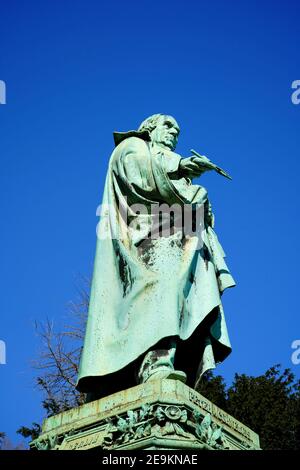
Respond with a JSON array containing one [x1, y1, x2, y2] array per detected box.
[[144, 367, 187, 383]]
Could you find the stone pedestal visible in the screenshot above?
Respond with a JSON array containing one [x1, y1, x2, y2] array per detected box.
[[30, 379, 260, 451]]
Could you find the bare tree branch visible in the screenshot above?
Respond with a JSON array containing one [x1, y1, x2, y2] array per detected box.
[[31, 279, 90, 417]]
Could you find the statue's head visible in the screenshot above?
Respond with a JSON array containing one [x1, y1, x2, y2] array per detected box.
[[138, 114, 180, 151]]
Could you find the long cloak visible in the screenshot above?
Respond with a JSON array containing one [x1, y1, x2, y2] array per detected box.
[[77, 136, 235, 393]]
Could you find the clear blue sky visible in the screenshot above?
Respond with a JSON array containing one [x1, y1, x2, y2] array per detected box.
[[1, 0, 300, 444]]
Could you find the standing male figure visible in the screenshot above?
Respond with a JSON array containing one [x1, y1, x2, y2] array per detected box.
[[76, 114, 235, 399]]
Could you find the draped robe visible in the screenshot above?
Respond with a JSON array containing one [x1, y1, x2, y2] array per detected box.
[[76, 135, 235, 394]]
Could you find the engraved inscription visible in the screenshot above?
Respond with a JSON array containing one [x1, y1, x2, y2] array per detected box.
[[189, 390, 252, 442], [64, 432, 103, 450]]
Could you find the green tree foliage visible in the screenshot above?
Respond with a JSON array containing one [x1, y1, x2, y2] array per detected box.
[[227, 365, 300, 450], [197, 365, 300, 450], [17, 423, 41, 441], [197, 370, 227, 410]]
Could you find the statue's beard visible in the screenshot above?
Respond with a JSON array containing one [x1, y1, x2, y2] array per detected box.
[[153, 136, 176, 151]]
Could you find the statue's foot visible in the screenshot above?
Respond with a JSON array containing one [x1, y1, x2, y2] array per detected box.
[[144, 367, 187, 384]]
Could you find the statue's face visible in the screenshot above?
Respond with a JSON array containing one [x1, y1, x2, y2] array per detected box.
[[151, 116, 180, 151]]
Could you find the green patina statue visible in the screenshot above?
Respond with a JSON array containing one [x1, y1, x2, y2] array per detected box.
[[76, 114, 235, 399]]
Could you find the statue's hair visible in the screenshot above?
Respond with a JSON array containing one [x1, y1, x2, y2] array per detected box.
[[138, 114, 173, 133]]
